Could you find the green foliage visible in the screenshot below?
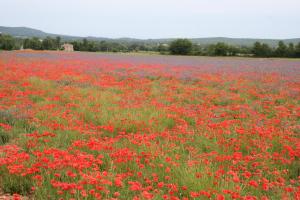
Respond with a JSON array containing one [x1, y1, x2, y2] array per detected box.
[[294, 42, 300, 57], [274, 41, 288, 57], [191, 44, 203, 55], [0, 129, 10, 145], [287, 43, 295, 57], [169, 39, 193, 55], [22, 36, 60, 51], [24, 37, 42, 50], [213, 42, 229, 56], [252, 42, 273, 57], [251, 41, 300, 58], [193, 42, 249, 56], [41, 37, 57, 50], [1, 32, 300, 58], [1, 170, 33, 195], [55, 36, 61, 49], [157, 44, 168, 53], [72, 39, 129, 52], [0, 34, 16, 50]]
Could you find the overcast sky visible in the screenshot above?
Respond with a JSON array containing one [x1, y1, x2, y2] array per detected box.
[[1, 0, 300, 39]]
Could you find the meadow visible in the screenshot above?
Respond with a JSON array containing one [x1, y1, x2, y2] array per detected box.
[[0, 51, 299, 199]]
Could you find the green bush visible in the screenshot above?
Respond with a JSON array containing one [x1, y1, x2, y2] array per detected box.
[[169, 39, 193, 55]]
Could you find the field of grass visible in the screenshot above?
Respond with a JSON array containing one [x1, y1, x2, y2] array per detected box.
[[0, 51, 299, 199]]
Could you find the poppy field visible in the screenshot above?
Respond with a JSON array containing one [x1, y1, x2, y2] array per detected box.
[[0, 51, 300, 200]]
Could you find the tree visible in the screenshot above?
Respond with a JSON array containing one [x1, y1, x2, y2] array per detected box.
[[239, 46, 252, 55], [295, 42, 300, 58], [23, 37, 42, 50], [287, 43, 295, 58], [87, 41, 97, 52], [275, 41, 287, 57], [81, 38, 89, 51], [252, 42, 272, 57], [252, 42, 262, 57], [213, 42, 228, 56], [169, 39, 193, 55], [128, 43, 140, 52], [42, 37, 56, 50], [71, 41, 81, 51], [0, 34, 15, 50], [227, 45, 239, 56], [191, 44, 203, 56], [99, 41, 109, 52], [157, 44, 168, 54], [55, 36, 61, 50]]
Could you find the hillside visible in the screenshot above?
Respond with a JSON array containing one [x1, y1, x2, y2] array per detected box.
[[1, 26, 299, 47]]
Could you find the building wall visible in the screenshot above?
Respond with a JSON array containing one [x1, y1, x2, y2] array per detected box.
[[62, 44, 74, 52]]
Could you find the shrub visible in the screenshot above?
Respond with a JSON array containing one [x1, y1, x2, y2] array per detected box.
[[169, 39, 193, 55]]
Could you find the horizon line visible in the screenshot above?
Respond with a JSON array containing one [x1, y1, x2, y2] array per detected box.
[[1, 25, 300, 41]]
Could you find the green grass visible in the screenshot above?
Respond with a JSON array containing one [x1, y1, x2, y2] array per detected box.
[[0, 168, 33, 196], [0, 129, 10, 145]]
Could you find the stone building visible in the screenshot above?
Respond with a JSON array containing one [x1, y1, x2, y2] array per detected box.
[[61, 43, 74, 52]]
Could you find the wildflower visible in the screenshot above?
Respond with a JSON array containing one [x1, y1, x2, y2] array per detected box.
[[157, 182, 164, 188], [216, 194, 225, 200], [190, 192, 200, 198], [114, 192, 120, 197], [249, 180, 258, 187], [142, 191, 153, 199], [128, 181, 142, 191], [115, 178, 123, 187]]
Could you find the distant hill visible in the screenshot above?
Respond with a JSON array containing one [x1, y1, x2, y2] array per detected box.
[[1, 26, 299, 47], [189, 37, 300, 47], [0, 26, 50, 38], [0, 26, 93, 41]]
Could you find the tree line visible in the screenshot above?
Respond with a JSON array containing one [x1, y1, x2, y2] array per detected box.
[[167, 39, 300, 58], [0, 34, 62, 51], [1, 33, 300, 58], [71, 39, 148, 52]]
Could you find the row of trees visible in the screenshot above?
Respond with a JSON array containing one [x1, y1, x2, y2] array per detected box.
[[71, 39, 155, 52], [166, 40, 246, 56], [0, 34, 155, 52], [72, 39, 126, 52], [1, 34, 300, 58], [23, 36, 61, 50], [0, 34, 21, 50], [167, 39, 300, 58], [0, 34, 61, 50], [252, 41, 300, 57]]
